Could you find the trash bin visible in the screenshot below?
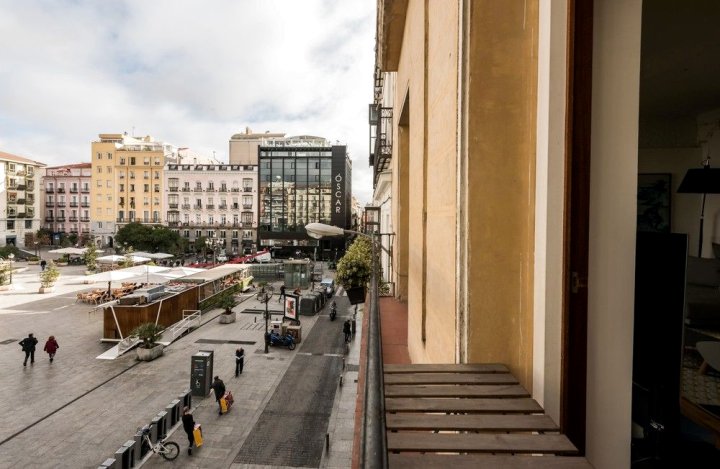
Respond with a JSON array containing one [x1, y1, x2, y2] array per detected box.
[[299, 295, 317, 315], [190, 350, 214, 397]]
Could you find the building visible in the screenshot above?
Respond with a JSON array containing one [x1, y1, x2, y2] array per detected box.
[[366, 1, 720, 467], [165, 162, 258, 255], [41, 164, 92, 245], [0, 150, 45, 248], [229, 127, 286, 166], [258, 135, 352, 259], [91, 134, 177, 247]]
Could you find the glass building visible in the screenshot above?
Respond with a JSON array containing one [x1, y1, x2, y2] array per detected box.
[[258, 136, 351, 258]]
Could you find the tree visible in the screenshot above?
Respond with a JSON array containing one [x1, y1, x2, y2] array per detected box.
[[84, 242, 98, 271], [115, 222, 183, 254], [39, 261, 60, 288], [35, 228, 51, 246], [130, 322, 164, 349], [218, 293, 238, 313]]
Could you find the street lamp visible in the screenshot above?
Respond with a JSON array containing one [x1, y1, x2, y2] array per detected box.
[[304, 222, 391, 467], [205, 238, 218, 265], [257, 286, 274, 353]]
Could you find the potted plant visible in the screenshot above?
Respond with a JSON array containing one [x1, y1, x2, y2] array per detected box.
[[131, 322, 165, 361], [56, 254, 69, 266], [336, 237, 380, 305], [218, 293, 238, 323], [38, 260, 60, 293]]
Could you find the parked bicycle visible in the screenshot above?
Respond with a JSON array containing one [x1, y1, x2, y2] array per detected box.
[[139, 426, 179, 461]]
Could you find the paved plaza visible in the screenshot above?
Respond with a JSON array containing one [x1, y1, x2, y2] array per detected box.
[[0, 258, 360, 468]]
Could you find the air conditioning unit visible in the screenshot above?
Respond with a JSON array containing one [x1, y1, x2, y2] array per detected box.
[[134, 285, 166, 303]]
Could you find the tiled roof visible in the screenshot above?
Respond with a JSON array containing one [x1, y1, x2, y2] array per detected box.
[[45, 163, 91, 169], [0, 150, 47, 166]]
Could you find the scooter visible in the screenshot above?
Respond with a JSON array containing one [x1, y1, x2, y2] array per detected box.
[[269, 331, 296, 350], [330, 301, 337, 321]]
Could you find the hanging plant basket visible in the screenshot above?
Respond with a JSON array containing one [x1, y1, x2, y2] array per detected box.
[[346, 286, 367, 305]]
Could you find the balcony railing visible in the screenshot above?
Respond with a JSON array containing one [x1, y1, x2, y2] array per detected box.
[[55, 217, 66, 222], [243, 204, 253, 209], [44, 216, 54, 222], [169, 204, 179, 209], [219, 204, 227, 210], [241, 222, 253, 228], [206, 205, 215, 210], [80, 217, 90, 222], [219, 187, 228, 193], [169, 187, 179, 192], [46, 188, 55, 193], [232, 204, 240, 210], [168, 221, 180, 227], [56, 188, 65, 193], [70, 188, 78, 193], [81, 202, 90, 207], [45, 202, 55, 208], [194, 205, 202, 210], [81, 187, 90, 193], [182, 187, 191, 192], [243, 187, 253, 192], [181, 204, 191, 209], [231, 188, 240, 192], [194, 188, 203, 192], [69, 202, 78, 207], [69, 217, 79, 222]]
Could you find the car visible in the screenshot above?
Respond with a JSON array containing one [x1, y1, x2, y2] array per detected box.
[[217, 254, 228, 263], [320, 278, 335, 297]]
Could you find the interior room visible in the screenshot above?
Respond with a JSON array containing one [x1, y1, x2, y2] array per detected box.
[[632, 1, 720, 466]]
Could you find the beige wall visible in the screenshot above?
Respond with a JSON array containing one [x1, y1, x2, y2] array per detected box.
[[229, 140, 260, 166], [463, 0, 538, 388], [91, 141, 117, 223]]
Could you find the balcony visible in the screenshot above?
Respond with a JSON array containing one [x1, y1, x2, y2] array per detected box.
[[69, 217, 79, 222], [169, 204, 179, 209], [168, 221, 180, 227], [194, 205, 202, 210], [116, 218, 126, 223], [70, 188, 78, 193], [80, 217, 90, 222], [169, 187, 179, 192], [181, 204, 191, 210], [241, 222, 253, 228], [219, 204, 228, 210], [44, 216, 54, 222], [232, 204, 240, 210], [46, 188, 55, 193], [243, 187, 253, 192], [182, 187, 191, 192], [206, 204, 215, 210], [81, 202, 90, 208], [81, 187, 90, 193], [243, 204, 253, 209], [231, 188, 240, 192], [17, 184, 26, 191], [55, 217, 66, 222], [69, 202, 78, 207], [56, 188, 65, 193], [7, 213, 17, 219], [16, 199, 25, 205], [219, 187, 228, 193], [194, 188, 203, 192]]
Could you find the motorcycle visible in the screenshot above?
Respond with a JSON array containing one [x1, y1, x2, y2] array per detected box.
[[330, 302, 337, 321], [268, 331, 296, 350]]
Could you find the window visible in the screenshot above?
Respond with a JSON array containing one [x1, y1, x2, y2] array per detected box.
[[144, 171, 149, 179], [107, 166, 112, 173], [144, 184, 150, 192], [107, 195, 112, 201], [119, 184, 124, 192], [195, 230, 202, 238], [106, 208, 112, 216], [196, 182, 202, 190], [154, 184, 160, 192], [97, 152, 102, 160], [107, 152, 112, 159], [25, 220, 32, 229], [97, 180, 102, 187], [144, 197, 149, 206], [130, 157, 136, 165], [154, 158, 160, 166], [7, 221, 14, 230], [97, 166, 102, 173], [130, 171, 135, 179], [120, 158, 126, 165], [154, 171, 160, 179], [184, 230, 190, 238], [106, 181, 112, 188], [144, 158, 150, 165], [130, 184, 135, 192], [209, 215, 214, 224]]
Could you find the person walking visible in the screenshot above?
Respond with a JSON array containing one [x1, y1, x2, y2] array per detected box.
[[278, 284, 286, 303], [343, 320, 351, 343], [211, 376, 226, 415], [40, 259, 47, 271], [19, 333, 38, 366], [235, 348, 245, 377], [43, 335, 59, 363], [181, 407, 196, 455]]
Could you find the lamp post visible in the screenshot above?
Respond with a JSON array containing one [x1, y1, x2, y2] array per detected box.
[[304, 222, 391, 468], [7, 253, 14, 284], [258, 286, 274, 353], [205, 238, 218, 265]]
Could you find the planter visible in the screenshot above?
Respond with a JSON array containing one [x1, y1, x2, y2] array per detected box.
[[38, 286, 55, 294], [346, 286, 367, 305], [136, 344, 164, 361], [28, 261, 39, 266], [56, 262, 68, 267], [219, 311, 237, 324]]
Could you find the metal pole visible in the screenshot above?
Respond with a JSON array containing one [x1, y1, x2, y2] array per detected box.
[[264, 291, 269, 354]]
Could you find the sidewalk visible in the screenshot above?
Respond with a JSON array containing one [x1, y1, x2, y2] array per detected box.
[[0, 266, 360, 468]]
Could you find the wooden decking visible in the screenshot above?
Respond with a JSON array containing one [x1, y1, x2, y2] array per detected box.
[[384, 363, 592, 468]]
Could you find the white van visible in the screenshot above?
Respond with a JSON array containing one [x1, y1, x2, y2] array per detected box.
[[320, 278, 335, 297]]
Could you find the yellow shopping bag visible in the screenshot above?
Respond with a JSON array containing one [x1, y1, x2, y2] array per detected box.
[[220, 397, 228, 414], [193, 424, 203, 447]]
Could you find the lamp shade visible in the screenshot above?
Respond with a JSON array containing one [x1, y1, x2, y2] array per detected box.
[[677, 167, 720, 194], [305, 223, 345, 239]]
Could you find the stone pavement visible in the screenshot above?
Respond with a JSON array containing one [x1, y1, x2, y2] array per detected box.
[[0, 260, 361, 469]]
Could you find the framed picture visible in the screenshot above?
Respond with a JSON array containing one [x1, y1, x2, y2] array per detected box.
[[284, 296, 297, 320], [637, 173, 671, 233]]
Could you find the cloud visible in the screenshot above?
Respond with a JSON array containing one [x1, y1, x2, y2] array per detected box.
[[0, 0, 376, 204]]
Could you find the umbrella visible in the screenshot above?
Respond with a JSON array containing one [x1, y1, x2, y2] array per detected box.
[[163, 267, 206, 278], [48, 247, 88, 255], [83, 270, 140, 295], [124, 265, 171, 284], [97, 255, 126, 264], [132, 251, 174, 260], [126, 255, 151, 264]]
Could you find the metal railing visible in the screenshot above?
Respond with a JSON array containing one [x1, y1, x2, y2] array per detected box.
[[168, 310, 201, 342]]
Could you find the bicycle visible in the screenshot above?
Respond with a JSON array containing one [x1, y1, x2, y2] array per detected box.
[[139, 426, 179, 461]]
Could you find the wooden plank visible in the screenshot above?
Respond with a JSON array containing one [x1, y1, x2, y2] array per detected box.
[[385, 384, 529, 398], [385, 397, 543, 413], [385, 413, 559, 432], [389, 454, 592, 469], [384, 363, 509, 374], [387, 433, 578, 454], [384, 373, 518, 385]]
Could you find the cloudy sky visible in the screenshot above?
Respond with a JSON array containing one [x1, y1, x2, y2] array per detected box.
[[0, 0, 376, 203]]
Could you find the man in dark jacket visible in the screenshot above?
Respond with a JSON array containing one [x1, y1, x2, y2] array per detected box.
[[211, 376, 226, 415], [20, 333, 38, 366], [343, 320, 351, 343], [181, 407, 196, 455], [235, 348, 245, 377]]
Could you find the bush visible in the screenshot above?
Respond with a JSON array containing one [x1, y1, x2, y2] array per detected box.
[[336, 237, 374, 289], [218, 293, 238, 313], [39, 261, 60, 288], [131, 322, 164, 349]]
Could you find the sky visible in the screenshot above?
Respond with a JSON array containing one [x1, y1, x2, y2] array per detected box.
[[0, 0, 376, 204]]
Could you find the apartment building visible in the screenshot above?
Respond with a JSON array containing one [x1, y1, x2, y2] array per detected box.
[[41, 164, 92, 245], [229, 127, 285, 165], [258, 135, 351, 258], [165, 163, 258, 255], [0, 150, 45, 247], [91, 134, 176, 247]]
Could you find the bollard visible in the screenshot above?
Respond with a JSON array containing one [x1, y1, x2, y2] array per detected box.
[[339, 374, 343, 387], [114, 446, 131, 469], [167, 399, 181, 426], [122, 440, 136, 468], [326, 433, 330, 451], [135, 427, 149, 458], [99, 457, 117, 469], [178, 389, 192, 410], [153, 411, 169, 439]]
